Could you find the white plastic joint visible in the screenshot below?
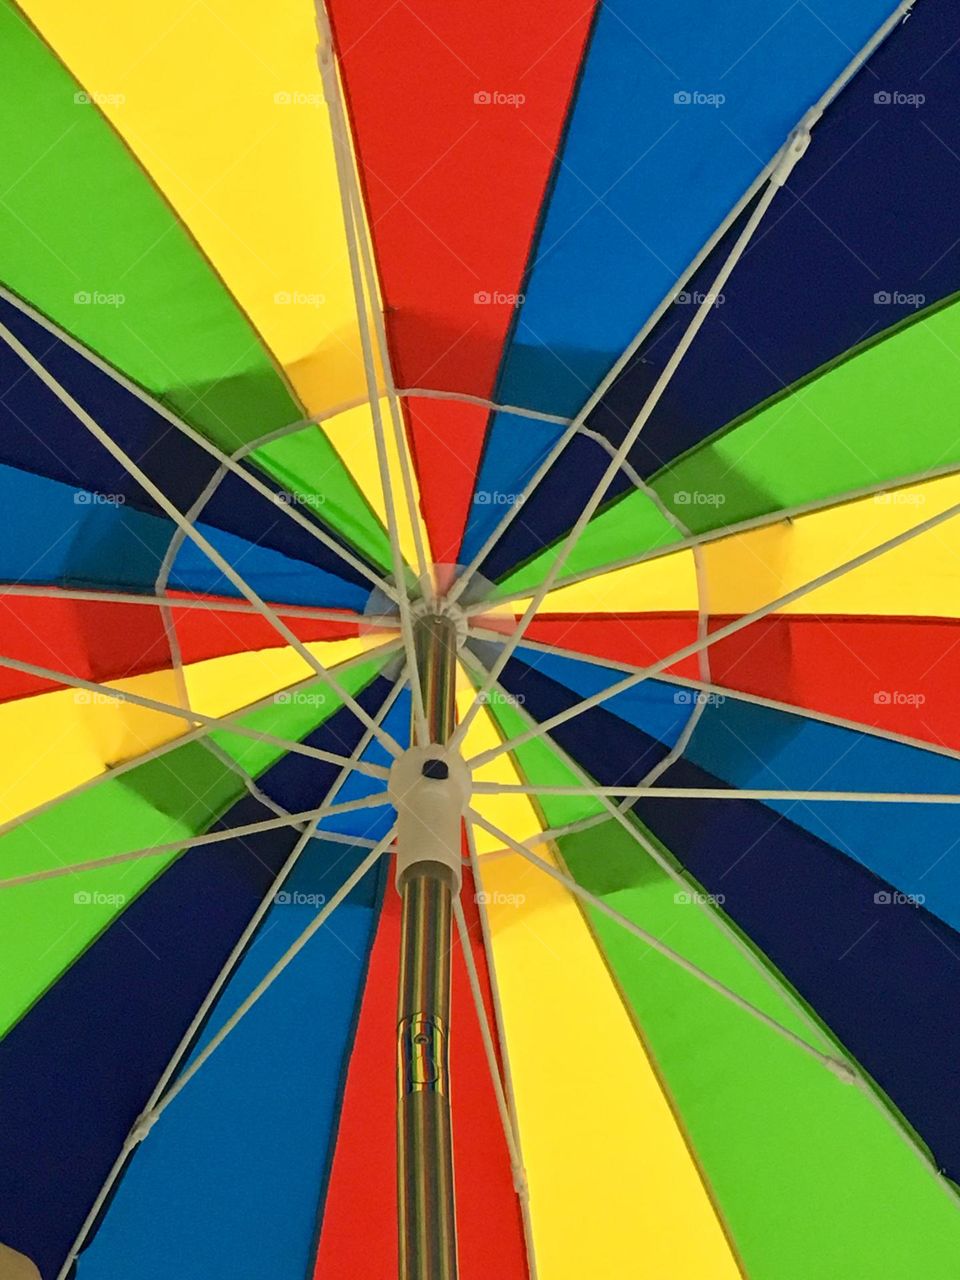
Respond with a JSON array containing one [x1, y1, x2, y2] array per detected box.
[[823, 1055, 858, 1085], [771, 108, 822, 187], [389, 746, 471, 892], [128, 1109, 159, 1146]]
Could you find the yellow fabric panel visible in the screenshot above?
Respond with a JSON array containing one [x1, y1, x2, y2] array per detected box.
[[0, 670, 183, 828], [23, 0, 373, 415], [182, 634, 376, 718], [0, 636, 377, 828], [323, 399, 431, 577], [454, 671, 542, 854], [490, 548, 700, 617], [701, 473, 960, 617], [477, 844, 740, 1280], [499, 474, 960, 623]]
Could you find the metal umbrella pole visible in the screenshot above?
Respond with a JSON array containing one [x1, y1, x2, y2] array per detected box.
[[390, 613, 466, 1280]]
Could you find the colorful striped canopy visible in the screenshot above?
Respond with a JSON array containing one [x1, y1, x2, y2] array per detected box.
[[1, 1, 960, 1277]]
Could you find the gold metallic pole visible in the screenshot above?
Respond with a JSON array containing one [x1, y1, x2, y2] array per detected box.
[[397, 614, 460, 1280]]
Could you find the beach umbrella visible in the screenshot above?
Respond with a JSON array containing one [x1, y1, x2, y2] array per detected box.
[[1, 1, 959, 1277]]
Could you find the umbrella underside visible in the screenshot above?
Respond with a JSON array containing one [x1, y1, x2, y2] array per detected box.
[[1, 1, 960, 1278]]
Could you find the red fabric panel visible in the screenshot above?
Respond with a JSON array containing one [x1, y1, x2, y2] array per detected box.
[[167, 594, 361, 666], [0, 592, 364, 702], [521, 611, 960, 751], [0, 594, 172, 702], [329, 0, 594, 397], [405, 397, 490, 570], [328, 0, 595, 570], [506, 612, 703, 679], [314, 856, 528, 1279], [706, 613, 960, 751]]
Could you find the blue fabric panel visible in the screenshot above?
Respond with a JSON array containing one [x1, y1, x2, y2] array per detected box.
[[633, 750, 960, 1189], [0, 462, 173, 591], [0, 676, 391, 1279], [253, 675, 402, 818], [75, 836, 383, 1280], [681, 694, 960, 933], [315, 688, 410, 839], [458, 413, 565, 573], [0, 294, 375, 590], [478, 4, 960, 581], [460, 0, 895, 572], [487, 648, 960, 1185], [0, 461, 365, 609], [620, 0, 960, 475], [169, 521, 368, 610], [496, 0, 895, 418]]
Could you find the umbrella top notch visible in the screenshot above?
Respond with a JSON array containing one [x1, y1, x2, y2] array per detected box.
[[410, 597, 468, 654]]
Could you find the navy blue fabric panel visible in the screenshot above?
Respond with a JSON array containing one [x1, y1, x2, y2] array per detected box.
[[478, 2, 960, 582], [681, 693, 960, 934], [473, 639, 694, 751], [253, 673, 394, 815], [473, 641, 672, 784], [487, 642, 960, 1183], [456, 412, 566, 574], [0, 295, 374, 590], [0, 675, 392, 1279], [472, 429, 614, 585]]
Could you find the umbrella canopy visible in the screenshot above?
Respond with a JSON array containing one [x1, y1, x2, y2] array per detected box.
[[1, 0, 959, 1277]]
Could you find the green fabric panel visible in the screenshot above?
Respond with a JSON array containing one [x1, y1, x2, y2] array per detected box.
[[251, 429, 397, 577], [651, 292, 960, 534], [0, 743, 239, 1037], [475, 695, 960, 1274], [0, 1, 299, 452], [0, 656, 385, 1035], [0, 3, 403, 572], [490, 489, 681, 597], [491, 294, 960, 593], [557, 820, 960, 1278]]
